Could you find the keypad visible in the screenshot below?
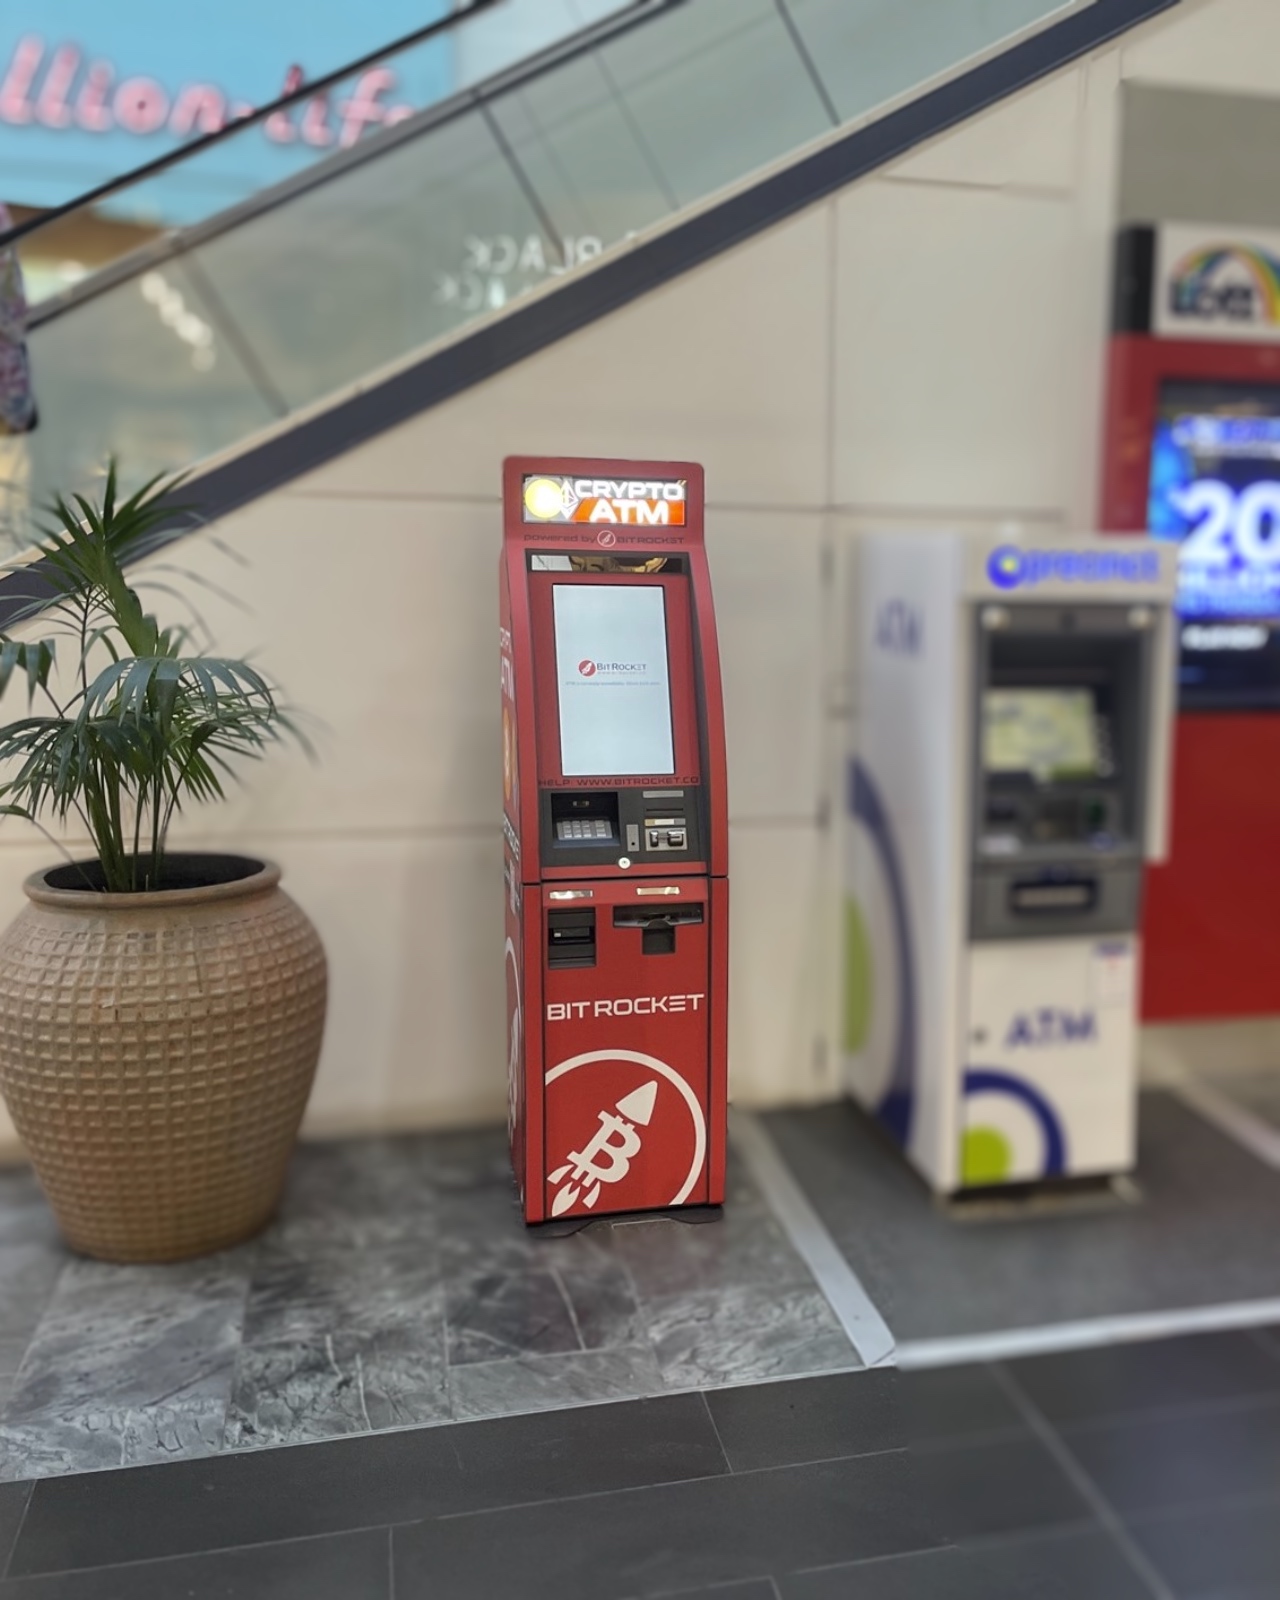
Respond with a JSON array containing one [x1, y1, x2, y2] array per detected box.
[[558, 818, 612, 840]]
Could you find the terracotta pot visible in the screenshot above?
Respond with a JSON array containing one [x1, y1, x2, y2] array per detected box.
[[0, 854, 327, 1263]]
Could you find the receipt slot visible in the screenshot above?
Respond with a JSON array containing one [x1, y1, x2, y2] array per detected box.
[[843, 533, 1176, 1194], [500, 457, 729, 1224]]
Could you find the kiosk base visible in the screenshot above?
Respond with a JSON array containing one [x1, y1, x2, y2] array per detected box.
[[526, 1204, 725, 1238], [942, 1172, 1143, 1223]]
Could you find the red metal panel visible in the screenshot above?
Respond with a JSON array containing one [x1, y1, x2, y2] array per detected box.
[[1101, 335, 1280, 1018], [540, 877, 712, 1220], [1142, 713, 1280, 1018], [501, 456, 728, 1221]]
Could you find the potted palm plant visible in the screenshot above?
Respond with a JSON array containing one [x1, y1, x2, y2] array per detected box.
[[0, 468, 326, 1263]]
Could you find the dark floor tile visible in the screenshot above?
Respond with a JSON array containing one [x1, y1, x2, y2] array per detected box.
[[1063, 1395, 1280, 1515], [779, 1525, 1151, 1599], [764, 1097, 1280, 1343], [913, 1434, 1093, 1542], [899, 1364, 1026, 1446], [392, 1452, 939, 1599], [705, 1370, 901, 1471], [1129, 1492, 1280, 1597], [1004, 1331, 1280, 1427], [0, 1483, 31, 1576], [0, 1527, 388, 1598], [9, 1392, 727, 1576], [656, 1585, 777, 1600]]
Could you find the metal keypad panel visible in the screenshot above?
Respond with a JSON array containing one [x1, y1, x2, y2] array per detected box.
[[557, 818, 613, 841]]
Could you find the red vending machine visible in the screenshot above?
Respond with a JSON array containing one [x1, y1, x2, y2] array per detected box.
[[500, 457, 729, 1224], [1101, 223, 1280, 1018]]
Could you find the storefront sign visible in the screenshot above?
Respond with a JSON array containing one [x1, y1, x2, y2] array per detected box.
[[1154, 222, 1280, 344]]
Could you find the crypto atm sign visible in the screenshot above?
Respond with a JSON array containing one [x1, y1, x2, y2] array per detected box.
[[522, 473, 687, 527]]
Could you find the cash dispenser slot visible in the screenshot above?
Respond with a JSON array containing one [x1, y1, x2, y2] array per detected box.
[[547, 908, 596, 967], [1009, 874, 1098, 915], [613, 903, 704, 956]]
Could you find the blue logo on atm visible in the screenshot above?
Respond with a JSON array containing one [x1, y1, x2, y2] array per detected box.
[[1005, 1008, 1097, 1048], [986, 545, 1159, 590], [875, 599, 922, 656]]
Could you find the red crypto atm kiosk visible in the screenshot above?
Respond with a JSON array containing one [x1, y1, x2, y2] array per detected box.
[[1102, 223, 1280, 1018], [500, 457, 728, 1225]]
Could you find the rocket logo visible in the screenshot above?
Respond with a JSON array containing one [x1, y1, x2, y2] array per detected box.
[[548, 1082, 657, 1216], [578, 659, 597, 676], [543, 1048, 708, 1219]]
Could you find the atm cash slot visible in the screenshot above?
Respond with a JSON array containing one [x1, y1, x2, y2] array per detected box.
[[613, 904, 703, 956], [1008, 875, 1098, 915]]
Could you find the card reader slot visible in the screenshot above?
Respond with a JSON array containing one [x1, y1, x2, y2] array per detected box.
[[547, 909, 596, 967], [1008, 877, 1098, 915]]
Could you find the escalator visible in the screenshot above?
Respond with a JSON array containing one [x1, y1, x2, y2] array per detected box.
[[4, 0, 1177, 561]]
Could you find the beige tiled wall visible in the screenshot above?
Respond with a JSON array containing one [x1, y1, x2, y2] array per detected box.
[[0, 0, 1264, 1157]]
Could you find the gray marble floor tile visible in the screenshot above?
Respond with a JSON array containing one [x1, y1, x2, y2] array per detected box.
[[0, 1165, 60, 1247], [242, 1242, 444, 1345], [643, 1282, 860, 1389], [0, 1243, 67, 1376], [434, 1188, 552, 1280], [226, 1325, 451, 1448], [449, 1344, 666, 1421], [601, 1203, 816, 1301], [268, 1137, 437, 1250], [553, 1258, 646, 1351], [446, 1271, 581, 1366], [4, 1254, 247, 1426], [0, 1399, 226, 1480]]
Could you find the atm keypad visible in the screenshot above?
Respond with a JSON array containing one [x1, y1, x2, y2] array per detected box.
[[557, 818, 614, 841]]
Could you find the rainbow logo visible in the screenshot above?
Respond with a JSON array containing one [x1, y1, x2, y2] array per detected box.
[[1168, 244, 1280, 325]]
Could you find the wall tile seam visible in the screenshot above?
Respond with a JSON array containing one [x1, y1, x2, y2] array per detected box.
[[828, 503, 1067, 521], [0, 819, 829, 851], [271, 491, 839, 516], [879, 173, 1078, 201]]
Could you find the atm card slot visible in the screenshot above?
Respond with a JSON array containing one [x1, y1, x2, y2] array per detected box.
[[1008, 878, 1098, 915], [548, 909, 596, 967]]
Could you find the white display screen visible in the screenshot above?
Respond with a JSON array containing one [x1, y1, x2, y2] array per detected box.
[[983, 688, 1099, 780], [553, 584, 675, 776]]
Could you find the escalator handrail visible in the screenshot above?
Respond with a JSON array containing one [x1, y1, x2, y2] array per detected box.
[[12, 0, 672, 330], [0, 0, 630, 253]]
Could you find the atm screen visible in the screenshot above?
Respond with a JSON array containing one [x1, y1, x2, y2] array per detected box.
[[1149, 380, 1280, 619], [984, 689, 1099, 780], [552, 584, 676, 776]]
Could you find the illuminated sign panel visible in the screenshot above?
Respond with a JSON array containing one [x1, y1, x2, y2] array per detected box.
[[1149, 381, 1280, 620], [523, 475, 687, 527]]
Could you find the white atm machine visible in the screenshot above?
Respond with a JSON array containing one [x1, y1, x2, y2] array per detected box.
[[844, 534, 1177, 1195]]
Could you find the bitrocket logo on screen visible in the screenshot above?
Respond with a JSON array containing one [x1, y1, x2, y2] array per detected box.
[[578, 660, 597, 677], [986, 545, 1159, 590]]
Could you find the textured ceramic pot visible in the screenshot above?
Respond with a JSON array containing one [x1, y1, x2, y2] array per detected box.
[[0, 854, 327, 1263]]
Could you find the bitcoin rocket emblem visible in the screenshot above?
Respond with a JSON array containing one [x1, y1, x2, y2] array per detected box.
[[548, 1081, 658, 1217]]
